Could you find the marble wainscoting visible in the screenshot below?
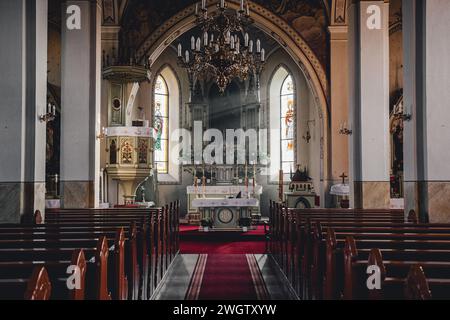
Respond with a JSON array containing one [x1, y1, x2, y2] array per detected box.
[[426, 182, 450, 223], [61, 181, 94, 208], [354, 181, 390, 209], [0, 182, 45, 223]]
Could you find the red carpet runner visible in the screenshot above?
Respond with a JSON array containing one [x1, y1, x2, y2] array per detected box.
[[186, 254, 269, 300]]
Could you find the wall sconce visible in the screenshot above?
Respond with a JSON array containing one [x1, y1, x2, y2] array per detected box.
[[402, 105, 413, 121], [39, 103, 56, 123], [97, 127, 108, 140], [339, 122, 353, 136], [302, 120, 315, 143]]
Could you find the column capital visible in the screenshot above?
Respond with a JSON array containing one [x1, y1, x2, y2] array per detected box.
[[328, 25, 349, 40]]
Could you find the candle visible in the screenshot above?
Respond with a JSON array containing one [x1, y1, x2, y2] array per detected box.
[[230, 36, 235, 49], [177, 43, 182, 57], [261, 48, 265, 62], [246, 3, 250, 15], [52, 105, 56, 115], [249, 40, 253, 53], [236, 41, 240, 53], [240, 0, 244, 11], [204, 32, 208, 46], [256, 39, 261, 53], [185, 50, 190, 63], [201, 0, 206, 10], [244, 33, 249, 47], [196, 37, 201, 51], [195, 3, 198, 15], [191, 36, 195, 50], [220, 0, 225, 8]]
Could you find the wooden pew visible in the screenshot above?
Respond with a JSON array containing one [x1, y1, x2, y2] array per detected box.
[[268, 201, 450, 300], [0, 266, 52, 300], [0, 249, 86, 300], [0, 201, 180, 300], [342, 237, 450, 300]]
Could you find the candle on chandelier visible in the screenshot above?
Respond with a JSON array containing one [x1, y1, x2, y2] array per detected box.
[[244, 33, 249, 47], [230, 36, 235, 49], [240, 0, 244, 11], [195, 3, 198, 15], [204, 32, 208, 46], [236, 41, 240, 53], [191, 36, 195, 50], [220, 0, 225, 8], [201, 0, 206, 10], [177, 43, 182, 57], [226, 30, 231, 43], [246, 3, 250, 15], [256, 39, 261, 53], [261, 48, 265, 62], [52, 105, 56, 115], [249, 40, 253, 53], [185, 50, 190, 63], [196, 37, 201, 51]]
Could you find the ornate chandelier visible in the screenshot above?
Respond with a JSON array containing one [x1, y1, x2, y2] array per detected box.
[[177, 0, 265, 93]]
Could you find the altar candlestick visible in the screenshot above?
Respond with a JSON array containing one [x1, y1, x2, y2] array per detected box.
[[279, 170, 284, 201], [202, 176, 206, 198]]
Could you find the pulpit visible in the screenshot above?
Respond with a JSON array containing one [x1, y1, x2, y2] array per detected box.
[[105, 126, 154, 205]]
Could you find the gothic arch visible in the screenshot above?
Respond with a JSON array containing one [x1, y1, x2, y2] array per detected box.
[[134, 0, 330, 185]]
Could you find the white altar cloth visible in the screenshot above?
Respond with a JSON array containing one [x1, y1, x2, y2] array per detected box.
[[192, 198, 259, 208], [186, 185, 262, 195], [330, 184, 350, 196]]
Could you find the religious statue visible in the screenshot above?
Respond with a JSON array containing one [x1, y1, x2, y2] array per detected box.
[[134, 168, 158, 206], [154, 101, 163, 151]]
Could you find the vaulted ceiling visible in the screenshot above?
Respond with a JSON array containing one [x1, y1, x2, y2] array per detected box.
[[118, 0, 329, 68]]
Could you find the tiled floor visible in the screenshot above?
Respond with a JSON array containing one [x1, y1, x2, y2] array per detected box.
[[152, 254, 297, 300]]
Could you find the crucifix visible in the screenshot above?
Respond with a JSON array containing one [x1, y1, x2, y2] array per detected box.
[[340, 172, 348, 185]]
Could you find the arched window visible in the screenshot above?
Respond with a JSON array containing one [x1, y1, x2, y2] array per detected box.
[[269, 67, 296, 181], [280, 74, 295, 181], [154, 75, 169, 174]]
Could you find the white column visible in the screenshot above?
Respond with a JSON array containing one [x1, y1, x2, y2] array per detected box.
[[60, 0, 101, 208], [0, 0, 48, 223], [403, 0, 450, 222], [329, 25, 349, 201], [349, 0, 390, 208]]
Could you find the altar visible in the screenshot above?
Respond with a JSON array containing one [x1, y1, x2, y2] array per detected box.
[[186, 185, 262, 224], [192, 198, 259, 231]]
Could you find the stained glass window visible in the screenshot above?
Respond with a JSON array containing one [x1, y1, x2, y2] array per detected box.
[[280, 74, 295, 181], [154, 75, 169, 174]]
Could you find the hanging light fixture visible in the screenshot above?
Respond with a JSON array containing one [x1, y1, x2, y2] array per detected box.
[[177, 0, 265, 93]]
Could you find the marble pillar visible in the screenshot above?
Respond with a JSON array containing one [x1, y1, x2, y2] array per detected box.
[[60, 0, 101, 208], [403, 0, 450, 222], [349, 1, 391, 209], [329, 25, 349, 184], [0, 0, 48, 223]]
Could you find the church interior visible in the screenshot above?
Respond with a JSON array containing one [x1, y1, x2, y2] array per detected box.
[[1, 0, 450, 303]]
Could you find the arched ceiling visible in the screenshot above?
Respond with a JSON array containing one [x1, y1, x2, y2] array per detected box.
[[119, 0, 329, 68]]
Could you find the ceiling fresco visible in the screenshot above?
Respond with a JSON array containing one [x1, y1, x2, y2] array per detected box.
[[120, 0, 329, 68]]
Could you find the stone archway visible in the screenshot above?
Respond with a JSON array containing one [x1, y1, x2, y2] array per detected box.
[[134, 1, 331, 204]]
